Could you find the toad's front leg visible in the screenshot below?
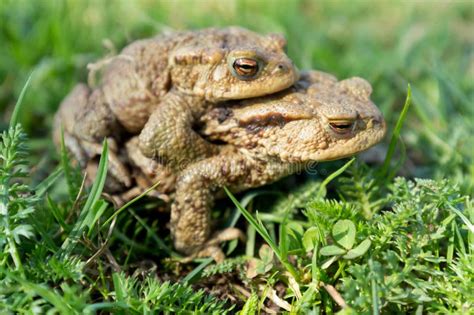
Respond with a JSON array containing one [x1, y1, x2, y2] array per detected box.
[[171, 150, 249, 260], [138, 92, 220, 170], [171, 150, 291, 261]]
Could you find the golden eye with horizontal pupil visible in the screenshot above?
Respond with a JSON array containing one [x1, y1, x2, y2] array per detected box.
[[232, 58, 259, 79], [328, 120, 355, 135]]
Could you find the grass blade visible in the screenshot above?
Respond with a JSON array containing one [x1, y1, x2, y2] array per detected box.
[[182, 257, 213, 284], [101, 180, 161, 228], [80, 139, 108, 220], [35, 166, 63, 197], [380, 84, 412, 176], [10, 73, 33, 127], [47, 195, 69, 233], [448, 203, 474, 234], [128, 208, 175, 256], [316, 157, 355, 199], [224, 187, 299, 280], [369, 259, 380, 315], [60, 140, 108, 254], [85, 200, 108, 237]]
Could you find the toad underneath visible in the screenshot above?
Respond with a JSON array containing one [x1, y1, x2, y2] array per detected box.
[[117, 71, 386, 260]]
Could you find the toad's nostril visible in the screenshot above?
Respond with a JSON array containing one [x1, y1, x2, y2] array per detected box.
[[277, 64, 285, 71], [370, 115, 383, 126]]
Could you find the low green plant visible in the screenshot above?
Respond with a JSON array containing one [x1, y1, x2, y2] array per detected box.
[[222, 87, 472, 313], [226, 169, 473, 313], [319, 219, 371, 261]]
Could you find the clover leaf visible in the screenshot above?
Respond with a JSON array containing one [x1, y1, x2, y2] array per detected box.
[[332, 219, 356, 250]]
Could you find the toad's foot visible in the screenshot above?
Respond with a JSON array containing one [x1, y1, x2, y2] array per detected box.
[[80, 139, 132, 188], [180, 228, 246, 263], [59, 133, 132, 192]]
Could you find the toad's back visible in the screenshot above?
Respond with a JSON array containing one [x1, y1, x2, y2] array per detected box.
[[94, 27, 294, 132]]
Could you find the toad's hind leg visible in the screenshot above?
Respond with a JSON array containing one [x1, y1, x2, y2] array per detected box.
[[73, 87, 120, 142], [53, 84, 101, 166], [53, 84, 131, 190], [53, 83, 119, 144], [138, 93, 219, 170]]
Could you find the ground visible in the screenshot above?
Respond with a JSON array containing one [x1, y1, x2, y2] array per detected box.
[[0, 0, 473, 313]]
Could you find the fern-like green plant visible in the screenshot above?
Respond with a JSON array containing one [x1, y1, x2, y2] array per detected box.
[[201, 257, 246, 278], [337, 162, 385, 219], [0, 124, 37, 274], [100, 272, 232, 314]]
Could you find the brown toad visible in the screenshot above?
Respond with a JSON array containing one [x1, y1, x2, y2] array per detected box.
[[53, 26, 298, 186], [121, 71, 386, 260]]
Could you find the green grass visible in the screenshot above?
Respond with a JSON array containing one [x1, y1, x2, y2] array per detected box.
[[1, 0, 473, 313]]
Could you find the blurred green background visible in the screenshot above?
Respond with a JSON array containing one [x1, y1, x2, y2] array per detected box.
[[1, 0, 473, 193]]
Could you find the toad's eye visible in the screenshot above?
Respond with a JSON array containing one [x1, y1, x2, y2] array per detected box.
[[328, 120, 355, 135], [232, 58, 259, 79]]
